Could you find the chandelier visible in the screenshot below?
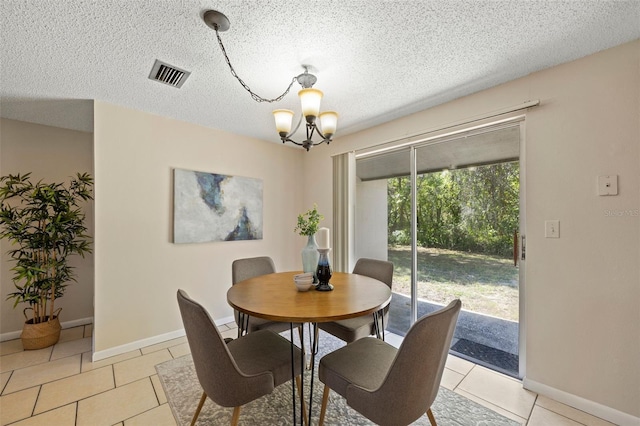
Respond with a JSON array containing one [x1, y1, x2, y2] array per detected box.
[[203, 10, 338, 151]]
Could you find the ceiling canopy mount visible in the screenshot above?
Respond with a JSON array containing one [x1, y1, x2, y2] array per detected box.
[[203, 10, 230, 32]]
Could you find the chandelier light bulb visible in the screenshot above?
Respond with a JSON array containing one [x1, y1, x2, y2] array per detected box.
[[299, 88, 323, 122], [273, 109, 294, 136], [319, 111, 338, 137]]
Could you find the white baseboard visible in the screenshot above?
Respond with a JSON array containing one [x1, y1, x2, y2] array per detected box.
[[1, 329, 23, 342], [91, 315, 236, 362], [523, 377, 640, 426], [216, 315, 235, 327], [92, 328, 186, 362], [61, 316, 94, 329], [0, 316, 93, 342]]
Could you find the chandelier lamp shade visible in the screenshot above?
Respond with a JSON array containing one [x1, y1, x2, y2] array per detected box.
[[203, 9, 338, 151]]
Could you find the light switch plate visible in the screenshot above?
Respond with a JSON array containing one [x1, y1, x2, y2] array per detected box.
[[598, 175, 618, 195], [545, 220, 559, 238]]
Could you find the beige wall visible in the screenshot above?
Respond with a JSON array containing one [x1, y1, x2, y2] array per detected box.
[[0, 118, 95, 336], [304, 40, 640, 421], [92, 101, 305, 354]]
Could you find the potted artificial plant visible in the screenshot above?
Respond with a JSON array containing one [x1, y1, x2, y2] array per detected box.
[[0, 172, 93, 349], [295, 204, 324, 277]]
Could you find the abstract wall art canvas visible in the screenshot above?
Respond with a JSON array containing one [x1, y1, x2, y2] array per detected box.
[[173, 168, 263, 243]]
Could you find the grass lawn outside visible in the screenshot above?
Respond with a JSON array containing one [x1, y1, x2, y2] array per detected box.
[[388, 246, 519, 322]]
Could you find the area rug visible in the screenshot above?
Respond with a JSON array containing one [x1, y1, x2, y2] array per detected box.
[[156, 331, 520, 425]]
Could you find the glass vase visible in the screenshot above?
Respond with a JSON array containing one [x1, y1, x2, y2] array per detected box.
[[301, 234, 320, 282]]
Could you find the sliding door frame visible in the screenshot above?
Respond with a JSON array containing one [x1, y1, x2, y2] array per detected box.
[[410, 147, 418, 324], [354, 111, 530, 378], [518, 121, 527, 379]]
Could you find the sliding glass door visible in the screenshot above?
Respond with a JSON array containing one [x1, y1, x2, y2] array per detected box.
[[354, 123, 524, 377]]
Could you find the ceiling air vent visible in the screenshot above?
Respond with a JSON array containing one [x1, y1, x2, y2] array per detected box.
[[149, 59, 191, 88]]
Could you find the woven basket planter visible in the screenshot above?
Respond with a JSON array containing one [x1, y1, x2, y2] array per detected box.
[[21, 310, 62, 350]]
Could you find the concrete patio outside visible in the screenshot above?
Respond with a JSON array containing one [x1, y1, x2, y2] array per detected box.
[[387, 292, 520, 378]]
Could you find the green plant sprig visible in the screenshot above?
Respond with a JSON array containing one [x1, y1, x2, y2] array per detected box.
[[294, 204, 324, 236]]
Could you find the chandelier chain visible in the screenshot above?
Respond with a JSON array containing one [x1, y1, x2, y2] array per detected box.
[[215, 29, 297, 103]]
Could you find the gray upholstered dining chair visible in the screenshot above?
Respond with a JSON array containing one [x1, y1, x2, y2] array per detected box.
[[232, 256, 304, 336], [318, 258, 394, 343], [318, 299, 462, 426], [177, 289, 305, 426]]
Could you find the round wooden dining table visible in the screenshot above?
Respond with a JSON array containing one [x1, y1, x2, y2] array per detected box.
[[227, 271, 392, 425], [227, 271, 392, 324]]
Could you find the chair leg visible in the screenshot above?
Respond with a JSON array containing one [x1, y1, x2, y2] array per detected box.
[[191, 391, 207, 426], [295, 375, 308, 426], [318, 385, 331, 426], [426, 407, 437, 426], [231, 406, 241, 426], [309, 325, 319, 369]]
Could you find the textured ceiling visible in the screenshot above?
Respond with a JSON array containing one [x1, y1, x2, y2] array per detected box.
[[1, 1, 639, 145]]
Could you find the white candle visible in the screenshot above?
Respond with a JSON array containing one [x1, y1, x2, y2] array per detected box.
[[317, 227, 330, 249]]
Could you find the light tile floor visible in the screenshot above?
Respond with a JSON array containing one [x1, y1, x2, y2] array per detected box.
[[0, 324, 615, 426]]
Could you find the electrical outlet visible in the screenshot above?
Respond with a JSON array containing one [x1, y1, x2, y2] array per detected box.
[[545, 220, 559, 238]]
